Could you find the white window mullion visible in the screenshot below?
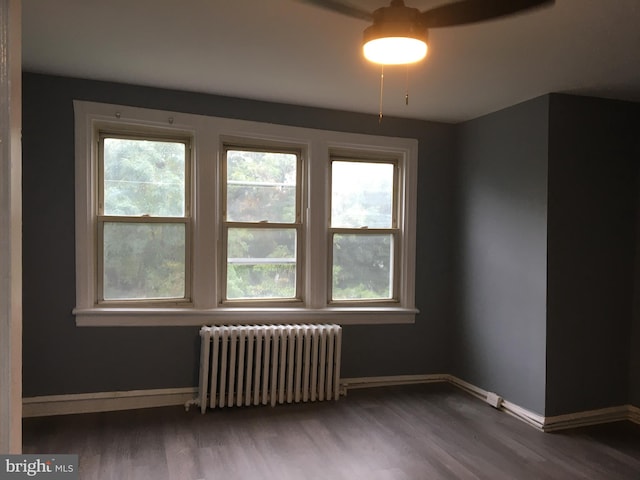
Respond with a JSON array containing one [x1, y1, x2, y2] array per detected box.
[[191, 123, 217, 309], [74, 102, 99, 310], [399, 149, 418, 309], [307, 140, 329, 308]]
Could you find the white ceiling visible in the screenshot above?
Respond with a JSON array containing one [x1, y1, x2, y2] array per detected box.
[[22, 0, 640, 123]]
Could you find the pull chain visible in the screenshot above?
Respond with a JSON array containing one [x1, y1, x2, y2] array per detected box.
[[377, 65, 413, 122], [405, 65, 409, 106], [379, 65, 384, 123]]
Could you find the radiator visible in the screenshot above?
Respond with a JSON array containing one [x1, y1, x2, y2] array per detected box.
[[198, 324, 342, 413]]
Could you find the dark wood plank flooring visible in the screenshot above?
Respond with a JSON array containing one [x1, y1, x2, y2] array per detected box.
[[23, 383, 640, 479]]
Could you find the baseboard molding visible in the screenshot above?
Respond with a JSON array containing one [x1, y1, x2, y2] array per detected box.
[[22, 376, 640, 431], [341, 374, 449, 390], [439, 376, 546, 430], [22, 375, 449, 417], [341, 374, 639, 432], [22, 387, 197, 418], [629, 405, 640, 425], [342, 374, 545, 430], [542, 405, 633, 432], [501, 399, 546, 430], [447, 378, 640, 432]]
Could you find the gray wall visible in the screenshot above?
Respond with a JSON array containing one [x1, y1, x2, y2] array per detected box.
[[452, 93, 639, 417], [545, 95, 638, 416], [22, 73, 457, 396], [22, 73, 639, 414], [453, 96, 550, 414]]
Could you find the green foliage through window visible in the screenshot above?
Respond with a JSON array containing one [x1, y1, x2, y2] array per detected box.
[[103, 137, 186, 217], [332, 234, 393, 300], [100, 135, 189, 302], [103, 222, 186, 300], [330, 159, 396, 302], [225, 148, 300, 300], [227, 228, 297, 300], [331, 161, 393, 228], [226, 150, 296, 223]]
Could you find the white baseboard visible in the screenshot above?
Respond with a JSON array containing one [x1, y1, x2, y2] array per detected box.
[[347, 374, 547, 431], [22, 376, 640, 432], [341, 374, 449, 390], [446, 378, 640, 432], [630, 405, 640, 425], [23, 387, 197, 418], [445, 375, 487, 400], [341, 374, 638, 432], [542, 405, 633, 432], [23, 376, 442, 418], [501, 399, 546, 430]]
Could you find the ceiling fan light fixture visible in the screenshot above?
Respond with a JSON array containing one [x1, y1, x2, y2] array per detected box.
[[363, 36, 427, 65], [361, 1, 428, 65]]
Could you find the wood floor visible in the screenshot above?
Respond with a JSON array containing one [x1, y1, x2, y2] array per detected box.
[[23, 383, 640, 480]]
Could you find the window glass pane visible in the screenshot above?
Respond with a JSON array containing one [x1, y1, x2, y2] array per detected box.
[[103, 222, 186, 300], [331, 161, 394, 228], [226, 150, 297, 223], [227, 228, 296, 300], [103, 138, 186, 217], [332, 233, 393, 301]]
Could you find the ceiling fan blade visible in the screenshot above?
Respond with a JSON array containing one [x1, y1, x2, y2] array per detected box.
[[421, 0, 554, 29], [297, 0, 373, 21]]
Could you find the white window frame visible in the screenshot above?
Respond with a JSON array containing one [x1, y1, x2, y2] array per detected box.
[[73, 100, 418, 326], [96, 130, 193, 306], [221, 143, 305, 305], [328, 154, 400, 305]]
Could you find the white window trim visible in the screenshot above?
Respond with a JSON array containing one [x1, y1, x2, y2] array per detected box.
[[328, 156, 401, 304], [97, 131, 193, 306], [73, 100, 418, 326], [220, 144, 304, 304]]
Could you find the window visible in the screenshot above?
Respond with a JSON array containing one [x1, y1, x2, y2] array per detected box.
[[98, 133, 191, 304], [330, 157, 397, 303], [74, 101, 417, 326], [222, 147, 303, 302]]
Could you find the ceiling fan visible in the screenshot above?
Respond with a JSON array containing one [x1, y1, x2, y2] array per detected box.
[[300, 0, 555, 65]]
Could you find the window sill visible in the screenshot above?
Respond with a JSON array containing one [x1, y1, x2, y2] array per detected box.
[[72, 307, 418, 327]]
